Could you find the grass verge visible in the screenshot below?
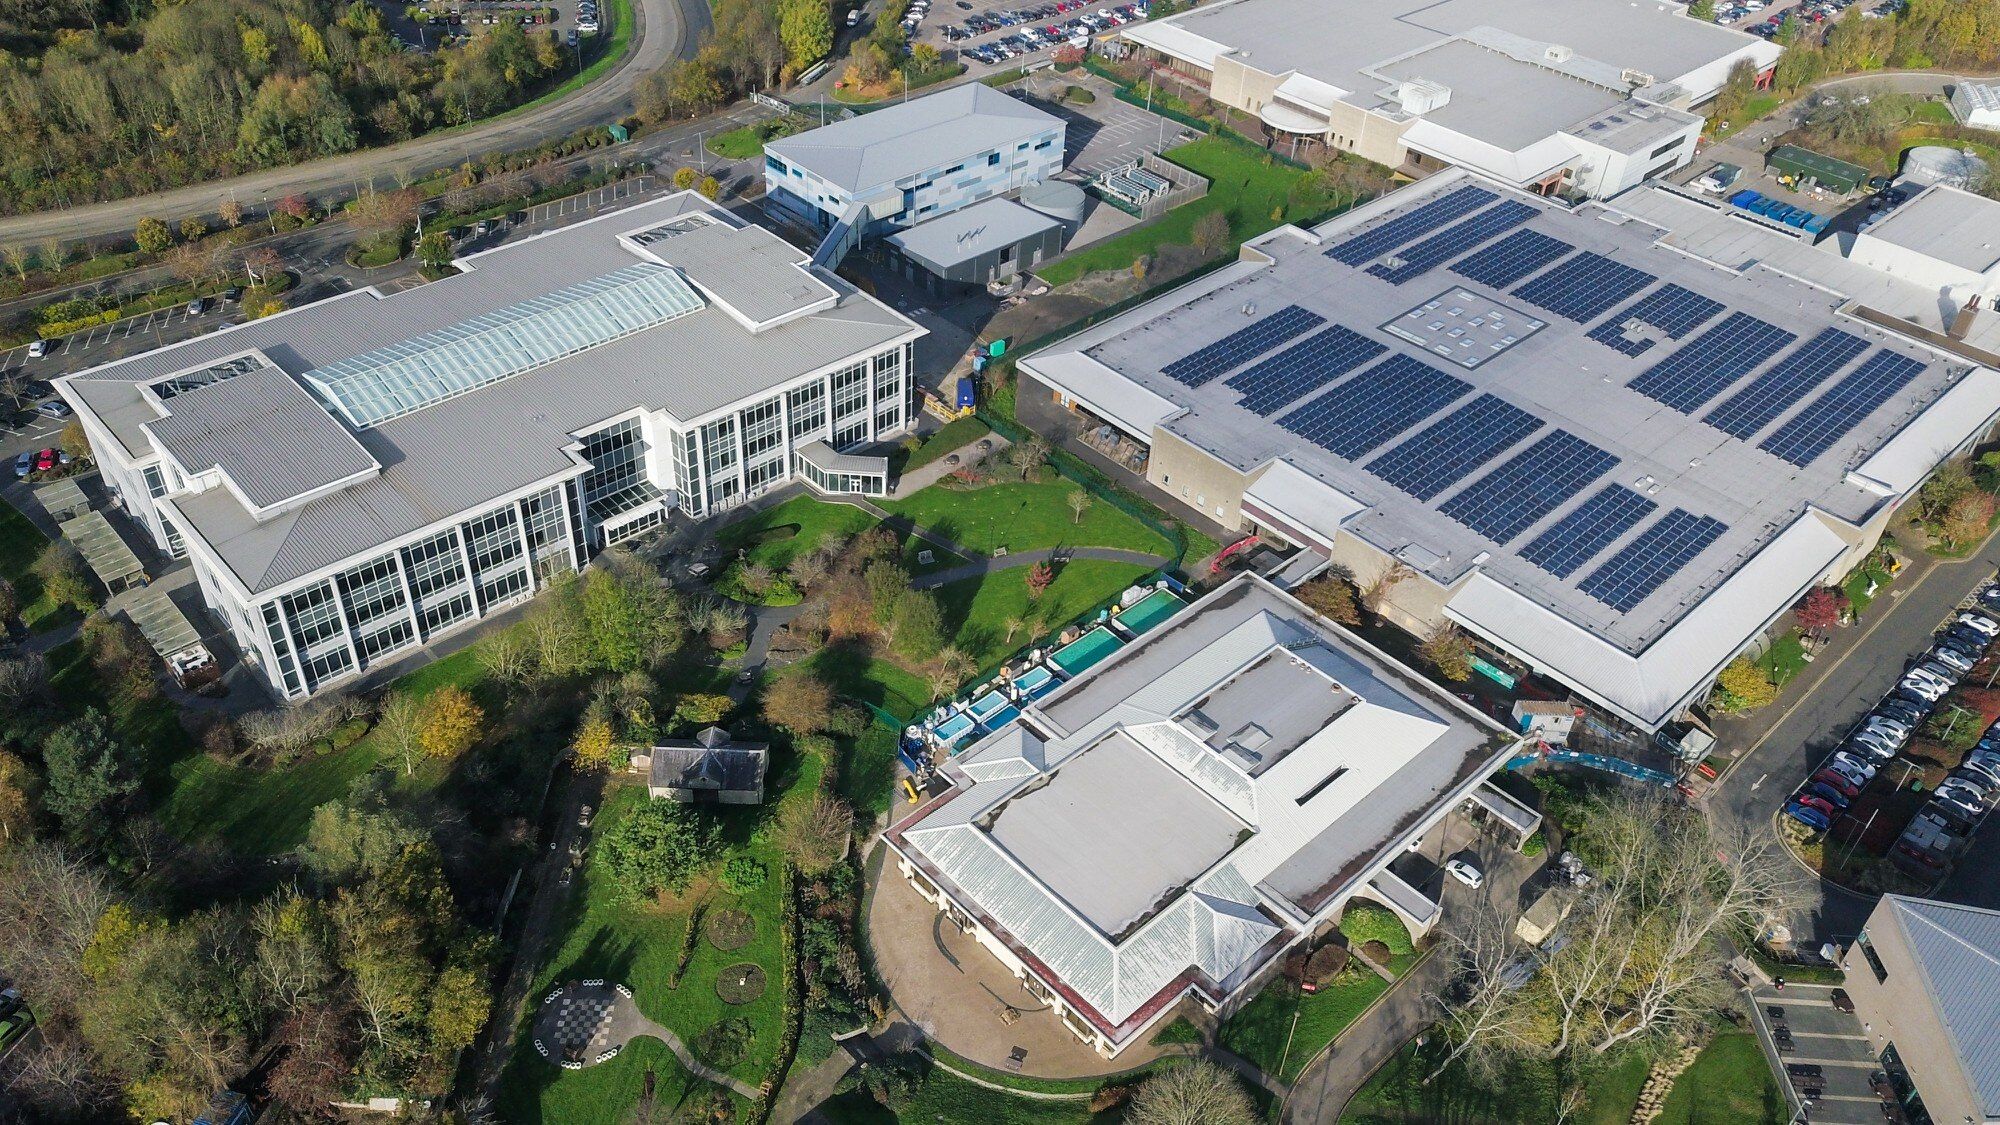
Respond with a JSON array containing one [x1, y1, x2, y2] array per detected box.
[[1220, 971, 1391, 1083], [0, 498, 70, 631], [1654, 1033, 1786, 1124], [880, 479, 1172, 558]]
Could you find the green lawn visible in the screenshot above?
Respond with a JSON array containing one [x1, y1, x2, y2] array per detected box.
[[932, 559, 1154, 671], [819, 1070, 1102, 1124], [0, 499, 71, 631], [893, 415, 991, 476], [154, 647, 489, 854], [1038, 136, 1329, 288], [707, 116, 807, 159], [718, 495, 879, 574], [497, 747, 824, 1121], [802, 644, 932, 723], [1844, 560, 1895, 615], [46, 639, 194, 793], [1342, 1034, 1650, 1125], [1220, 969, 1393, 1083], [880, 480, 1172, 559], [841, 724, 901, 819], [1654, 1034, 1786, 1125], [1755, 630, 1809, 689], [497, 1035, 716, 1125]]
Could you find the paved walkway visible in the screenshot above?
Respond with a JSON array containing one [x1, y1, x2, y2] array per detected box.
[[529, 980, 762, 1098]]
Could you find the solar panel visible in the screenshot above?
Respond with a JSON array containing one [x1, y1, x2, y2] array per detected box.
[[1324, 185, 1498, 266], [1365, 201, 1538, 285], [1159, 304, 1327, 388], [1627, 312, 1797, 413], [1703, 327, 1871, 439], [1450, 229, 1574, 288], [1760, 350, 1927, 466], [1226, 324, 1388, 416], [1578, 509, 1728, 613], [1438, 431, 1620, 543], [1278, 354, 1470, 460], [1512, 252, 1656, 322], [1520, 485, 1658, 578], [1365, 394, 1543, 501], [1584, 284, 1726, 356]]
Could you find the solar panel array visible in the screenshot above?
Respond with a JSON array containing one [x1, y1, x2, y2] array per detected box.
[[1324, 185, 1498, 266], [1760, 351, 1927, 466], [1578, 509, 1728, 612], [1226, 325, 1388, 416], [1513, 252, 1657, 322], [1364, 201, 1538, 285], [1158, 303, 1327, 388], [1627, 312, 1797, 413], [1451, 229, 1574, 289], [1520, 485, 1659, 578], [1278, 355, 1470, 460], [1585, 284, 1726, 357], [1366, 394, 1542, 501], [1438, 431, 1621, 543], [1703, 327, 1870, 439]]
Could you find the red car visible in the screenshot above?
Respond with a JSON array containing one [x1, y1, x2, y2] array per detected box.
[[1811, 769, 1860, 798], [1795, 793, 1839, 818], [32, 448, 57, 473]]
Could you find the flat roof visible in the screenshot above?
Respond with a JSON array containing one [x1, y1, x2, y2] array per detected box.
[[59, 194, 922, 594], [884, 197, 1062, 270], [764, 84, 1062, 195], [146, 358, 379, 510], [891, 576, 1504, 1039], [120, 585, 203, 658], [1861, 184, 2000, 277], [1378, 40, 1626, 152], [1025, 170, 2000, 728], [1124, 0, 1776, 122]]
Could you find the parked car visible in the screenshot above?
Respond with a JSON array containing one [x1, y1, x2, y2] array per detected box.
[[35, 399, 69, 419], [1823, 760, 1871, 789], [1785, 802, 1832, 831], [1844, 730, 1898, 761], [1929, 645, 1976, 675], [1958, 612, 2000, 639], [1928, 794, 1981, 828], [1829, 988, 1854, 1013], [1444, 857, 1484, 888], [10, 452, 28, 479], [26, 338, 48, 358], [1803, 781, 1851, 809], [1862, 714, 1911, 745], [1794, 793, 1840, 818], [32, 448, 56, 474], [1876, 697, 1927, 727], [0, 1009, 30, 1056], [1899, 669, 1951, 703], [1811, 769, 1861, 799]]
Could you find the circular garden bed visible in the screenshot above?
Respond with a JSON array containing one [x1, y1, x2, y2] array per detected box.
[[705, 908, 755, 951], [716, 962, 766, 1006]]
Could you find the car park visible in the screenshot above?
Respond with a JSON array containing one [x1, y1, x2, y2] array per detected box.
[[1786, 802, 1831, 831], [34, 399, 69, 419], [1444, 858, 1483, 888], [26, 338, 48, 358], [1932, 784, 1984, 821], [1876, 696, 1927, 727], [1929, 644, 1977, 675], [1803, 781, 1851, 809], [32, 449, 55, 474], [1811, 770, 1861, 799], [1845, 728, 1899, 760], [1826, 756, 1873, 785], [11, 452, 30, 479]]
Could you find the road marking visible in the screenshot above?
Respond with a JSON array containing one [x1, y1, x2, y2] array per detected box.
[[1751, 772, 1767, 791]]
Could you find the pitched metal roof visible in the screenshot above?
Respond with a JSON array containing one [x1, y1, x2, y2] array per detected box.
[[1885, 895, 2000, 1118], [764, 84, 1061, 194]]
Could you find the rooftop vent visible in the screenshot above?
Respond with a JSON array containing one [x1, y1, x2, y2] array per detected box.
[[1545, 44, 1573, 63]]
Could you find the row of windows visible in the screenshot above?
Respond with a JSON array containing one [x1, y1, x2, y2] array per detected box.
[[405, 531, 468, 599], [790, 382, 828, 441], [463, 507, 523, 573], [581, 417, 646, 507], [742, 396, 784, 463], [480, 564, 532, 607]]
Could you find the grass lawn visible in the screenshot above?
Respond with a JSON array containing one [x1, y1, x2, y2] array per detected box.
[[841, 724, 902, 819], [1844, 560, 1895, 615], [497, 746, 824, 1120], [0, 498, 72, 631], [1342, 1034, 1650, 1124], [46, 640, 194, 793], [154, 647, 489, 854], [718, 495, 880, 573], [1756, 630, 1809, 689], [1220, 970, 1393, 1083], [893, 415, 992, 476], [803, 644, 932, 722], [1037, 136, 1323, 288], [1711, 92, 1782, 135], [932, 558, 1154, 671], [707, 116, 807, 159], [1655, 1033, 1786, 1125], [496, 1035, 717, 1125], [819, 1070, 1101, 1124], [880, 480, 1171, 559]]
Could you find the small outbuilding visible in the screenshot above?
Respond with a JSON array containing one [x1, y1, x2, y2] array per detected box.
[[646, 727, 768, 805], [1950, 81, 2000, 131], [1766, 144, 1869, 195], [881, 197, 1064, 293]]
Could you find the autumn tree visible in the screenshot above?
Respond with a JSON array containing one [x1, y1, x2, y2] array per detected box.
[[1191, 208, 1231, 258], [375, 690, 426, 776], [416, 685, 484, 762], [777, 791, 852, 874], [1420, 625, 1473, 682], [133, 217, 172, 255], [777, 0, 833, 74], [674, 692, 734, 730], [1713, 655, 1777, 712], [32, 541, 96, 613], [59, 418, 90, 462], [673, 165, 698, 191], [698, 174, 722, 200], [570, 699, 622, 771], [0, 750, 38, 844], [1941, 491, 1996, 548], [416, 229, 453, 270], [1127, 1061, 1258, 1125], [1026, 561, 1054, 600], [1792, 587, 1847, 631], [1297, 573, 1362, 626], [764, 671, 835, 734], [219, 198, 244, 228], [601, 799, 713, 900]]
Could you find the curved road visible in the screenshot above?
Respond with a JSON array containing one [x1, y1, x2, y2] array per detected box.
[[0, 0, 709, 246]]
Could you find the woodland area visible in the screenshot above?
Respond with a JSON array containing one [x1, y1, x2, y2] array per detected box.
[[0, 0, 570, 213]]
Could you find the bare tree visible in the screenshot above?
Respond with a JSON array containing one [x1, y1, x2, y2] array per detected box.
[[375, 690, 425, 776], [0, 244, 28, 280], [1126, 1060, 1258, 1125], [1067, 489, 1093, 524], [479, 630, 536, 692], [37, 238, 68, 275], [778, 791, 853, 874], [0, 844, 117, 1027], [1423, 897, 1550, 1083]]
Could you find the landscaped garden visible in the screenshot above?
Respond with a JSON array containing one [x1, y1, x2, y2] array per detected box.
[[0, 499, 80, 631], [879, 478, 1172, 559], [1218, 901, 1419, 1082], [1341, 1033, 1652, 1125]]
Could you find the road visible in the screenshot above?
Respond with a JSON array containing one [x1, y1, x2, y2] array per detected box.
[[1705, 531, 2000, 945], [0, 0, 711, 247]]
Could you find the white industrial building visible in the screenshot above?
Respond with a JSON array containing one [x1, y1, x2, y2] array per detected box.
[[1119, 0, 1780, 199], [1850, 183, 2000, 311], [886, 575, 1512, 1056], [1950, 81, 2000, 131], [57, 194, 923, 700]]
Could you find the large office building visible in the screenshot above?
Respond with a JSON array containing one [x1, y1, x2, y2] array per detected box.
[[1841, 895, 2000, 1125], [57, 194, 924, 700], [1019, 169, 2000, 733], [886, 574, 1510, 1056], [1120, 0, 1779, 199], [762, 84, 1065, 267]]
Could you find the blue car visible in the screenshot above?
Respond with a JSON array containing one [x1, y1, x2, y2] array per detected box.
[[1804, 781, 1850, 810], [1785, 802, 1831, 832]]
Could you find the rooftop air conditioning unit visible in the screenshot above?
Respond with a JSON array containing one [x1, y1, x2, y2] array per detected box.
[[1622, 68, 1655, 88], [1396, 79, 1451, 115], [1242, 301, 1258, 316], [1545, 45, 1573, 63]]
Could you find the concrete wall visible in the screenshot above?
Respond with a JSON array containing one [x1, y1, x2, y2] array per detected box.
[[1840, 901, 1984, 1125], [1145, 427, 1255, 528]]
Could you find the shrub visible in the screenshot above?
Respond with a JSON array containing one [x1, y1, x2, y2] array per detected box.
[[1338, 901, 1413, 955], [720, 855, 768, 893], [692, 1016, 754, 1068], [1522, 828, 1547, 858]]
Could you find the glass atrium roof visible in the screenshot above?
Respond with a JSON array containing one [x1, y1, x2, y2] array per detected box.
[[301, 263, 705, 428]]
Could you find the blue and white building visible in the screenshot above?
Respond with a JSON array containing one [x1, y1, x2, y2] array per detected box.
[[57, 194, 924, 700], [763, 84, 1065, 267]]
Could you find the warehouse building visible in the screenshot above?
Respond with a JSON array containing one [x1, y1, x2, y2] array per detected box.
[[1849, 183, 2000, 309], [762, 84, 1065, 268], [886, 574, 1510, 1056], [1018, 169, 2000, 733], [880, 197, 1066, 294], [1120, 0, 1778, 199], [57, 193, 924, 700]]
